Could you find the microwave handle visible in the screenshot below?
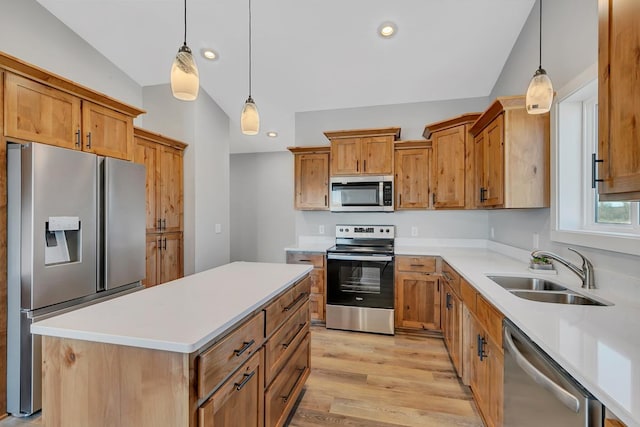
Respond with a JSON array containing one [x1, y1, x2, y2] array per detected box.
[[379, 181, 384, 205]]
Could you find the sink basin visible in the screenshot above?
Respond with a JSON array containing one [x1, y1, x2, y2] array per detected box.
[[510, 290, 610, 306], [487, 276, 567, 291]]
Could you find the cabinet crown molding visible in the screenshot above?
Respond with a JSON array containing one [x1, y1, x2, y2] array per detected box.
[[134, 127, 188, 151], [470, 95, 542, 135], [423, 113, 482, 139], [394, 140, 432, 149], [287, 145, 330, 154], [323, 127, 401, 141]]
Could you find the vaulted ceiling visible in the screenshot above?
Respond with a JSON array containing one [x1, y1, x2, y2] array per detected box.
[[37, 0, 535, 153]]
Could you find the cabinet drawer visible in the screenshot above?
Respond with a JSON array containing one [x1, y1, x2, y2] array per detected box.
[[198, 349, 264, 427], [286, 252, 325, 268], [476, 294, 504, 348], [265, 301, 310, 385], [442, 262, 461, 295], [396, 256, 437, 273], [265, 276, 311, 337], [309, 268, 325, 294], [198, 312, 265, 400], [460, 278, 477, 313], [265, 333, 310, 427]]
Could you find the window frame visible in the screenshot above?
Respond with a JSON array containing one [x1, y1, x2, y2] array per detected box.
[[550, 63, 640, 256]]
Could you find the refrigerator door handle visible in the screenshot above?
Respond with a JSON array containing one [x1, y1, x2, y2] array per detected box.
[[503, 326, 580, 413]]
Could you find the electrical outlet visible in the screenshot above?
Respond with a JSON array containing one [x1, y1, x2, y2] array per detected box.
[[215, 224, 222, 234], [319, 225, 325, 235], [490, 227, 495, 239], [411, 226, 418, 237]]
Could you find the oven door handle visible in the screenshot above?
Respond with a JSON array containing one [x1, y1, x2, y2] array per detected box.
[[327, 254, 394, 262], [503, 326, 580, 413]]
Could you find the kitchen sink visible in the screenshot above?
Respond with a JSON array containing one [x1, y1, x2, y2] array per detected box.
[[509, 290, 610, 306], [487, 275, 567, 291]]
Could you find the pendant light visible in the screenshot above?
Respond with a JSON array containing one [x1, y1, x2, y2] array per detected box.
[[241, 0, 260, 135], [526, 0, 553, 114], [171, 0, 199, 101]]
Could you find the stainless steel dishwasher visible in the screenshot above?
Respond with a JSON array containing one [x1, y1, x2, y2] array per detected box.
[[503, 319, 604, 427]]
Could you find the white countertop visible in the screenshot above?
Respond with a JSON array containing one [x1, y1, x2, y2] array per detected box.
[[397, 245, 640, 427], [31, 262, 313, 353]]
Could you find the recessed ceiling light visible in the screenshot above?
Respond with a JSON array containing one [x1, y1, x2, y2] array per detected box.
[[378, 22, 397, 38], [201, 48, 218, 60], [266, 131, 278, 138]]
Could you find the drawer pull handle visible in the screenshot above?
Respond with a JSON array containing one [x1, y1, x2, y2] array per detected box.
[[233, 339, 255, 357], [410, 264, 425, 267], [298, 259, 311, 263], [282, 323, 307, 349], [234, 370, 256, 391], [446, 293, 452, 310], [283, 292, 308, 312], [281, 367, 306, 403], [442, 271, 453, 282]]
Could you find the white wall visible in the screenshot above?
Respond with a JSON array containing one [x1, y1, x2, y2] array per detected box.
[[488, 0, 640, 289], [0, 0, 142, 111], [142, 85, 231, 274]]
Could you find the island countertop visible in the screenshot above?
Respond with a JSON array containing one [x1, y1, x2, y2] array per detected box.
[[31, 262, 312, 353]]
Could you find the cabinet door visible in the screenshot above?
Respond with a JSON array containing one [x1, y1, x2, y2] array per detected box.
[[442, 283, 462, 376], [598, 0, 640, 200], [395, 148, 430, 209], [483, 115, 504, 207], [487, 339, 504, 427], [432, 126, 466, 208], [469, 317, 491, 424], [330, 138, 360, 175], [474, 132, 485, 207], [395, 272, 440, 330], [361, 136, 393, 175], [160, 233, 183, 284], [4, 73, 81, 149], [82, 101, 133, 160], [144, 235, 160, 287], [294, 153, 329, 210], [134, 139, 161, 233], [199, 350, 264, 427], [159, 146, 183, 233]]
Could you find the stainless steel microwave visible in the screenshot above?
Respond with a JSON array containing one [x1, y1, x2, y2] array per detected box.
[[330, 175, 394, 212]]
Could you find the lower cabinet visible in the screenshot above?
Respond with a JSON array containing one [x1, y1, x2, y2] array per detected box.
[[441, 280, 462, 375], [144, 232, 183, 287], [395, 256, 440, 331], [286, 251, 326, 322], [198, 350, 265, 427]]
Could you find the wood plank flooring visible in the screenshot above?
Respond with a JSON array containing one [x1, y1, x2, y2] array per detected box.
[[288, 326, 483, 427], [0, 327, 482, 427]]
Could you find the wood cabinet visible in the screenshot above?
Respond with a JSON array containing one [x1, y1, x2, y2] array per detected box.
[[423, 113, 481, 209], [597, 0, 640, 201], [394, 140, 431, 209], [286, 252, 326, 322], [324, 127, 400, 176], [470, 95, 550, 208], [441, 262, 463, 376], [394, 256, 441, 331], [134, 128, 187, 288], [288, 146, 330, 210], [4, 72, 139, 160]]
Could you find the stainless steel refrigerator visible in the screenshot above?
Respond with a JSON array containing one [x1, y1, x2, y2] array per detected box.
[[7, 142, 146, 416]]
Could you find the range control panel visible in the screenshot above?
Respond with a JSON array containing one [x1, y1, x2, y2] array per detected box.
[[335, 225, 395, 239]]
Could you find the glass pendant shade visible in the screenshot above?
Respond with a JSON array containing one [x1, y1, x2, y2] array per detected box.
[[171, 45, 199, 101], [241, 97, 260, 135], [526, 68, 553, 114]]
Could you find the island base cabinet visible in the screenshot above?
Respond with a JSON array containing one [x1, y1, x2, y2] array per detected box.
[[265, 333, 311, 427], [41, 336, 192, 427], [199, 350, 264, 427]]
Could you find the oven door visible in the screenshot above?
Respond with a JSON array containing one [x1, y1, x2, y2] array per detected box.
[[327, 253, 394, 309]]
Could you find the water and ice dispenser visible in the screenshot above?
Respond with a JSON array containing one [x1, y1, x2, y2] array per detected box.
[[44, 216, 81, 265]]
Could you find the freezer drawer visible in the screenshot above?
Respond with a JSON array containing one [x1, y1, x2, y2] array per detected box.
[[503, 319, 603, 427]]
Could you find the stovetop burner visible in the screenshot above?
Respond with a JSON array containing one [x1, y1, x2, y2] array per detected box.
[[328, 225, 395, 255]]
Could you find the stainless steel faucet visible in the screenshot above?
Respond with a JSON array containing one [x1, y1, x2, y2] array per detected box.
[[531, 248, 596, 289]]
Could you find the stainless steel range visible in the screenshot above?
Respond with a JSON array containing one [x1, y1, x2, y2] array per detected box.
[[326, 225, 395, 335]]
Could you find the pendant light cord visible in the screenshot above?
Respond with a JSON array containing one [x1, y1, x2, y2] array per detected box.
[[248, 0, 253, 97], [183, 0, 187, 46], [538, 0, 542, 70]]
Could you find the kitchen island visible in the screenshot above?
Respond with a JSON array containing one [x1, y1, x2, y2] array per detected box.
[[31, 261, 313, 427]]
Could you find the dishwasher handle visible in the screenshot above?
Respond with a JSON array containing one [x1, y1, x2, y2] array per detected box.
[[503, 326, 581, 413]]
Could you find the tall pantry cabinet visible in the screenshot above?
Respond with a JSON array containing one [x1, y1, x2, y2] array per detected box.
[[133, 128, 187, 287]]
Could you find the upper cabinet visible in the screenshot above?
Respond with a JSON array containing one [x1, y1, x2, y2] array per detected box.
[[424, 113, 481, 209], [597, 0, 640, 201], [1, 52, 144, 161], [288, 146, 330, 210], [470, 95, 550, 208], [394, 140, 431, 210], [324, 127, 400, 176]]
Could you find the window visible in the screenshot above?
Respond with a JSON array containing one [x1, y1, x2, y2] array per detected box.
[[551, 64, 640, 255]]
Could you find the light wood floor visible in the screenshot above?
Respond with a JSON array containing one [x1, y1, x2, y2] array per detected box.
[[289, 326, 483, 427], [0, 327, 482, 427]]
